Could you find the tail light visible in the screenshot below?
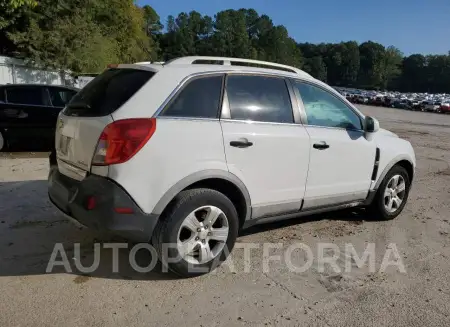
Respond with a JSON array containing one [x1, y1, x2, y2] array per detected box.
[[92, 118, 156, 166]]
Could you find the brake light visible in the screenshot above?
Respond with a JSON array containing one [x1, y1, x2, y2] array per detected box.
[[92, 118, 156, 166]]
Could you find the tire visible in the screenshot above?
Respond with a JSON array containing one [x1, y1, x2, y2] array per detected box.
[[0, 130, 5, 152], [369, 165, 411, 220], [152, 188, 239, 277]]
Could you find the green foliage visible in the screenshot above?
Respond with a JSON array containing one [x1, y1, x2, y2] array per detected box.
[[3, 0, 153, 73], [0, 0, 36, 28], [1, 4, 450, 92]]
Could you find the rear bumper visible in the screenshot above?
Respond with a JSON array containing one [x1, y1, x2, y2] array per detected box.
[[48, 167, 158, 242]]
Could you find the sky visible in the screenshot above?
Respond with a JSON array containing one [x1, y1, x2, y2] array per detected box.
[[139, 0, 450, 56]]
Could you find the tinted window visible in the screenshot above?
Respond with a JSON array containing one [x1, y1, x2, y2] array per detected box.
[[48, 87, 77, 107], [65, 68, 154, 117], [293, 82, 362, 130], [226, 75, 293, 123], [0, 88, 5, 102], [161, 76, 223, 118], [6, 86, 45, 106]]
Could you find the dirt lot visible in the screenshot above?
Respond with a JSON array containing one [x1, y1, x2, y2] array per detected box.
[[1, 105, 449, 327]]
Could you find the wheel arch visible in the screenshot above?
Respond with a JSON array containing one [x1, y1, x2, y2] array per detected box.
[[151, 170, 252, 227], [374, 156, 415, 190]]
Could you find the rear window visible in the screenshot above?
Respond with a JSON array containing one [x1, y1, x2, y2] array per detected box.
[[64, 68, 154, 117]]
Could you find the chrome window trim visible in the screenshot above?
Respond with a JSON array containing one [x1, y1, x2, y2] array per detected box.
[[220, 118, 301, 127], [289, 78, 365, 132], [153, 72, 226, 118], [222, 72, 298, 125], [156, 116, 219, 122]]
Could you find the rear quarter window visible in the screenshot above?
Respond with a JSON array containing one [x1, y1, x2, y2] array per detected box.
[[65, 68, 154, 117]]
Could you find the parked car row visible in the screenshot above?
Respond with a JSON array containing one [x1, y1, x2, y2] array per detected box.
[[337, 87, 450, 114]]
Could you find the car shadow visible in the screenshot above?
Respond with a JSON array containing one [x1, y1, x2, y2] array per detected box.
[[0, 179, 379, 281]]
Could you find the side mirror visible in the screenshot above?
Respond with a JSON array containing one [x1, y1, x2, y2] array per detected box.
[[365, 116, 380, 133]]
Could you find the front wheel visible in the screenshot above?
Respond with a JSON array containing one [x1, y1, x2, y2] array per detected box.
[[152, 188, 239, 277], [369, 165, 411, 220]]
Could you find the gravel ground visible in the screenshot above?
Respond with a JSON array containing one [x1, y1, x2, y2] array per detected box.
[[0, 105, 449, 327]]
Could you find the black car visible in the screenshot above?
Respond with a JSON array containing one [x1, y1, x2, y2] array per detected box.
[[0, 84, 78, 151]]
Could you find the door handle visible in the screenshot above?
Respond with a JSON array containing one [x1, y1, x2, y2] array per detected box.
[[313, 142, 329, 150], [230, 139, 253, 148]]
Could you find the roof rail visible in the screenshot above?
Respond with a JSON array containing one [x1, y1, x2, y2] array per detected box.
[[165, 56, 310, 76]]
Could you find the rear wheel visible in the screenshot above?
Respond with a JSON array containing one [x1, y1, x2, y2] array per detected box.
[[0, 130, 5, 152], [152, 188, 239, 277], [369, 165, 411, 220]]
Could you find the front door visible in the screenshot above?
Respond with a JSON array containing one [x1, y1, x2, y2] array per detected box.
[[291, 80, 376, 209], [221, 74, 311, 219]]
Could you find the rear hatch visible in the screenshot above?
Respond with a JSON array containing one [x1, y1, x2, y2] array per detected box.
[[56, 67, 156, 178]]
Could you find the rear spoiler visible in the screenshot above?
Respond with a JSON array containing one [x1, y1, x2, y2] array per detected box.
[[106, 63, 161, 73]]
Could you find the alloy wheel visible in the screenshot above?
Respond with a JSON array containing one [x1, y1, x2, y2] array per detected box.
[[383, 174, 406, 213], [177, 205, 229, 265]]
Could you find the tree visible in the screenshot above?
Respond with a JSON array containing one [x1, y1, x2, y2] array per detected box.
[[381, 46, 403, 89], [0, 0, 36, 28], [5, 0, 153, 73], [211, 9, 254, 58], [2, 5, 450, 93], [358, 41, 386, 89], [399, 54, 427, 92], [303, 56, 327, 81]]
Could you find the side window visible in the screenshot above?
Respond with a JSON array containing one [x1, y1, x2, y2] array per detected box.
[[6, 87, 45, 106], [226, 75, 293, 123], [161, 75, 223, 118], [293, 82, 362, 130], [48, 88, 76, 107], [0, 88, 5, 102]]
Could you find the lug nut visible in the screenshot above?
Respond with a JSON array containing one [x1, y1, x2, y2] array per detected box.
[[195, 237, 199, 241], [205, 225, 209, 229], [202, 240, 206, 244], [197, 228, 202, 232], [208, 232, 212, 236]]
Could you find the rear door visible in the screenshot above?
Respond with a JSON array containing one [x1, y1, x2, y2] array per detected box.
[[56, 68, 155, 175], [220, 74, 311, 219]]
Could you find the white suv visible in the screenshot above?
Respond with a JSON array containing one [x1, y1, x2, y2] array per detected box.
[[48, 56, 416, 276]]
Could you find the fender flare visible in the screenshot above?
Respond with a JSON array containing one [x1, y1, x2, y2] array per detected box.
[[373, 154, 415, 190], [151, 169, 252, 221]]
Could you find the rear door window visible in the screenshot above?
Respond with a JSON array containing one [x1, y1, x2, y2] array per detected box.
[[48, 87, 77, 107], [161, 75, 223, 118], [6, 86, 46, 106], [226, 75, 294, 123], [65, 68, 154, 117]]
